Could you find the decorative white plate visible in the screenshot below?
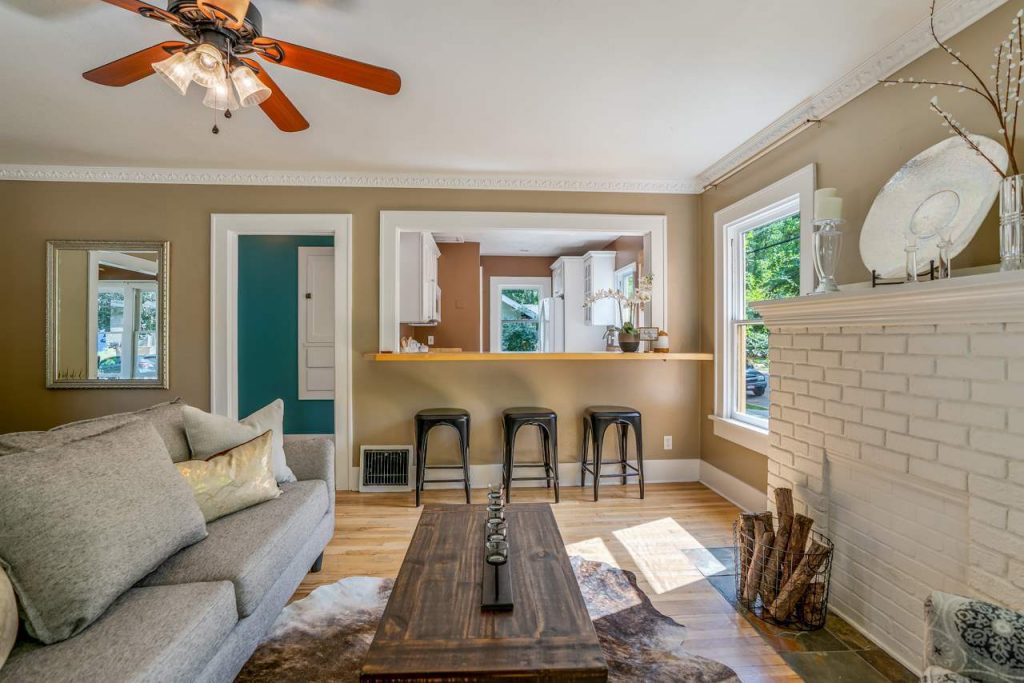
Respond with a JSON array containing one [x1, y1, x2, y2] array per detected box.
[[859, 135, 1007, 278]]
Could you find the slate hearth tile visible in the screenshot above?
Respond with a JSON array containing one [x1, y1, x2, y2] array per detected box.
[[781, 651, 890, 682], [855, 647, 917, 683], [706, 574, 738, 604], [825, 613, 875, 650], [684, 546, 736, 576]]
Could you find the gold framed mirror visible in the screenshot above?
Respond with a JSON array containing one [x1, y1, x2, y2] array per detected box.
[[46, 240, 170, 389]]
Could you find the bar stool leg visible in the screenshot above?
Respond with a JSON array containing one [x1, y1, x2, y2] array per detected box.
[[415, 424, 429, 507], [459, 420, 472, 504], [580, 417, 590, 489], [592, 422, 608, 502], [617, 423, 628, 486], [538, 425, 551, 489], [633, 416, 645, 500], [505, 422, 517, 503], [549, 419, 560, 503]]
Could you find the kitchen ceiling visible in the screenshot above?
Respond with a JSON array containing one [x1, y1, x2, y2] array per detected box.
[[0, 0, 958, 190]]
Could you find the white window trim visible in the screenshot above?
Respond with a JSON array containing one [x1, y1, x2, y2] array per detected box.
[[712, 163, 816, 455], [489, 276, 551, 353]]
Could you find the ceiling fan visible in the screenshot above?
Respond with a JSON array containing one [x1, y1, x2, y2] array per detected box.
[[82, 0, 401, 132]]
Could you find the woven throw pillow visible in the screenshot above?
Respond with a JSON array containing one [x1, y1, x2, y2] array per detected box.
[[0, 567, 15, 671], [183, 399, 295, 483], [924, 591, 1024, 683], [177, 430, 281, 522], [0, 420, 207, 644]]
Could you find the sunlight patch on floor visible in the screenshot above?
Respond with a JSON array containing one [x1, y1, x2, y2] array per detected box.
[[564, 536, 619, 567], [612, 517, 709, 594]]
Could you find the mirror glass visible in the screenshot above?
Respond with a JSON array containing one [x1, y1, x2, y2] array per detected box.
[[395, 228, 661, 353], [47, 241, 168, 388]]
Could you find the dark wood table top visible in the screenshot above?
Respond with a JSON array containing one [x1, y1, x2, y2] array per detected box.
[[360, 503, 608, 682]]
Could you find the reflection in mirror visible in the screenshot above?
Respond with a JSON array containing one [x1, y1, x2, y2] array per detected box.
[[396, 228, 660, 353], [47, 241, 169, 388]]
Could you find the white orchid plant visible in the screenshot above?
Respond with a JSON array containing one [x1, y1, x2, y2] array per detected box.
[[880, 1, 1022, 177], [583, 273, 654, 334]]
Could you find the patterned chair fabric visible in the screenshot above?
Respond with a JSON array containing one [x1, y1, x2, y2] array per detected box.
[[923, 591, 1024, 683]]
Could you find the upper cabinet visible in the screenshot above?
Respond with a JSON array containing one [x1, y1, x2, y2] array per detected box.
[[582, 251, 617, 326], [399, 232, 441, 325]]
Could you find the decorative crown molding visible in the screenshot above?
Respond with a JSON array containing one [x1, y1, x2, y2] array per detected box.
[[0, 164, 702, 195], [697, 0, 1009, 189]]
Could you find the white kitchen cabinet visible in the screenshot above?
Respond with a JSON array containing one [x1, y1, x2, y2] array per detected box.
[[551, 256, 607, 352], [582, 251, 617, 326], [399, 231, 441, 325]]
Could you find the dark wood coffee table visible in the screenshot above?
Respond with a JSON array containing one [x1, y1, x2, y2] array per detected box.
[[360, 503, 608, 682]]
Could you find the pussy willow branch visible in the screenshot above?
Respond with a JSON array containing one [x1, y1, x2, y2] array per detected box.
[[931, 102, 1008, 176]]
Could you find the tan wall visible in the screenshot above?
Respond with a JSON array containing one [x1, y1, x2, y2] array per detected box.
[[411, 242, 481, 351], [480, 255, 557, 352], [55, 249, 88, 379], [698, 4, 1021, 491], [0, 182, 701, 469]]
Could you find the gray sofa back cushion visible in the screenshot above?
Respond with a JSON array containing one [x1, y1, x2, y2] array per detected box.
[[0, 399, 191, 462], [0, 420, 208, 644]]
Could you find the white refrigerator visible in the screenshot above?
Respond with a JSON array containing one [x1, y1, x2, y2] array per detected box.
[[539, 296, 565, 353]]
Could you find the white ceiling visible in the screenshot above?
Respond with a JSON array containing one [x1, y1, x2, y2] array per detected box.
[[0, 0, 942, 189], [433, 229, 618, 257]]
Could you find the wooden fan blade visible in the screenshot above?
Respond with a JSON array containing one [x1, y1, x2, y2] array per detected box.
[[99, 0, 186, 27], [83, 42, 188, 87], [197, 0, 250, 29], [242, 59, 309, 132], [252, 37, 401, 95]]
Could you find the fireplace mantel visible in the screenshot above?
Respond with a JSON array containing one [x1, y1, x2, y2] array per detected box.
[[753, 270, 1024, 326]]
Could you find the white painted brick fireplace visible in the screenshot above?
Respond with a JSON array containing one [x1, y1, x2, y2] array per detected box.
[[754, 271, 1024, 673]]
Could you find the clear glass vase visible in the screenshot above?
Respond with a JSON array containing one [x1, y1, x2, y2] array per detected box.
[[1000, 174, 1024, 271], [812, 220, 843, 293]]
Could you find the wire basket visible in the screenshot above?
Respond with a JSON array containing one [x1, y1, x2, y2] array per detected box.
[[733, 517, 833, 630]]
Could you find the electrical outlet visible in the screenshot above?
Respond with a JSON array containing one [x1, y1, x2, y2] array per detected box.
[[427, 335, 435, 345], [663, 435, 673, 450]]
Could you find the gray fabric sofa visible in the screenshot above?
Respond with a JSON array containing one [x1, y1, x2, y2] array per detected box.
[[0, 436, 335, 683]]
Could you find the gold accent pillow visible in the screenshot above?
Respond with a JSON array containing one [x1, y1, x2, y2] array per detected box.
[[176, 430, 280, 522]]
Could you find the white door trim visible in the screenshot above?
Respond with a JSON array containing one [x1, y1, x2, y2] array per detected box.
[[210, 214, 354, 491]]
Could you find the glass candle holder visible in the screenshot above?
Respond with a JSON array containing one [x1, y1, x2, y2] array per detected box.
[[485, 540, 509, 566], [812, 219, 843, 293]]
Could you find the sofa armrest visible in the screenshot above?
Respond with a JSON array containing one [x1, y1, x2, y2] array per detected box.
[[284, 439, 335, 503]]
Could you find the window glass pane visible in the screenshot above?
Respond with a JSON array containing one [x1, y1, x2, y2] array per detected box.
[[501, 321, 539, 352], [743, 213, 800, 319], [135, 289, 158, 379], [735, 323, 769, 421], [97, 289, 125, 379], [500, 287, 540, 321]]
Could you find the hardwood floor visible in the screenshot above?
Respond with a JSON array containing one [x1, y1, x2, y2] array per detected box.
[[296, 482, 801, 682]]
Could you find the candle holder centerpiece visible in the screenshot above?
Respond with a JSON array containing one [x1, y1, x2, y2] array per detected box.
[[812, 188, 844, 293], [481, 484, 513, 611]]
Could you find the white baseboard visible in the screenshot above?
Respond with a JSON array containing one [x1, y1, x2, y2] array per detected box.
[[698, 460, 767, 512], [354, 458, 700, 492]]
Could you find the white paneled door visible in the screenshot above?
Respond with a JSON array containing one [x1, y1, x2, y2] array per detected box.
[[298, 247, 335, 399]]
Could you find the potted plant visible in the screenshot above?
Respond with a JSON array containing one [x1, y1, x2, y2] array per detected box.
[[618, 322, 640, 352]]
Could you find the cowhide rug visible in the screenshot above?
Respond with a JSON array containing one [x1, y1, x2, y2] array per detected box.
[[236, 558, 739, 682]]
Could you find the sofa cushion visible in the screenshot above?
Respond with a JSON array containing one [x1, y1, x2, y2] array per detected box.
[[0, 582, 236, 683], [184, 400, 295, 483], [925, 591, 1024, 683], [0, 568, 15, 671], [140, 480, 329, 617], [0, 421, 208, 643], [0, 399, 190, 462]]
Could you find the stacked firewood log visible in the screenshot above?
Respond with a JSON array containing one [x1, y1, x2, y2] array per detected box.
[[736, 488, 832, 628]]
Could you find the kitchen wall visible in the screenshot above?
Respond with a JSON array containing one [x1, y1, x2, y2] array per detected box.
[[0, 182, 700, 471], [410, 242, 481, 351], [698, 3, 1024, 491], [602, 235, 645, 271], [479, 255, 557, 352]]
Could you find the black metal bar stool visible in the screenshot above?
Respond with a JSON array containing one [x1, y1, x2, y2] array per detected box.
[[415, 408, 471, 507], [501, 407, 559, 503], [580, 405, 644, 501]]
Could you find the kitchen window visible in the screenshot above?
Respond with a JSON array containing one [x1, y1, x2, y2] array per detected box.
[[712, 164, 815, 454], [488, 277, 551, 353]]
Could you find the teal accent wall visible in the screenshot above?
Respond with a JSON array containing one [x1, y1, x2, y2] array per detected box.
[[238, 235, 334, 434]]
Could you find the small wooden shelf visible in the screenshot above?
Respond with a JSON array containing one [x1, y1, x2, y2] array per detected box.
[[364, 352, 713, 362]]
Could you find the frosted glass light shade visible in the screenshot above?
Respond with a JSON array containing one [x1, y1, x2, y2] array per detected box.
[[191, 44, 225, 88], [202, 75, 239, 111], [153, 51, 193, 95], [231, 65, 271, 107]]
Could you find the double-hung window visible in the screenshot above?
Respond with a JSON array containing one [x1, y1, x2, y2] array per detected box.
[[712, 164, 815, 453]]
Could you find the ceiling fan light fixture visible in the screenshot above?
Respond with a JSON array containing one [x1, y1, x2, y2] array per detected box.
[[152, 50, 193, 95], [202, 75, 239, 111], [231, 65, 271, 107], [190, 43, 226, 89]]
